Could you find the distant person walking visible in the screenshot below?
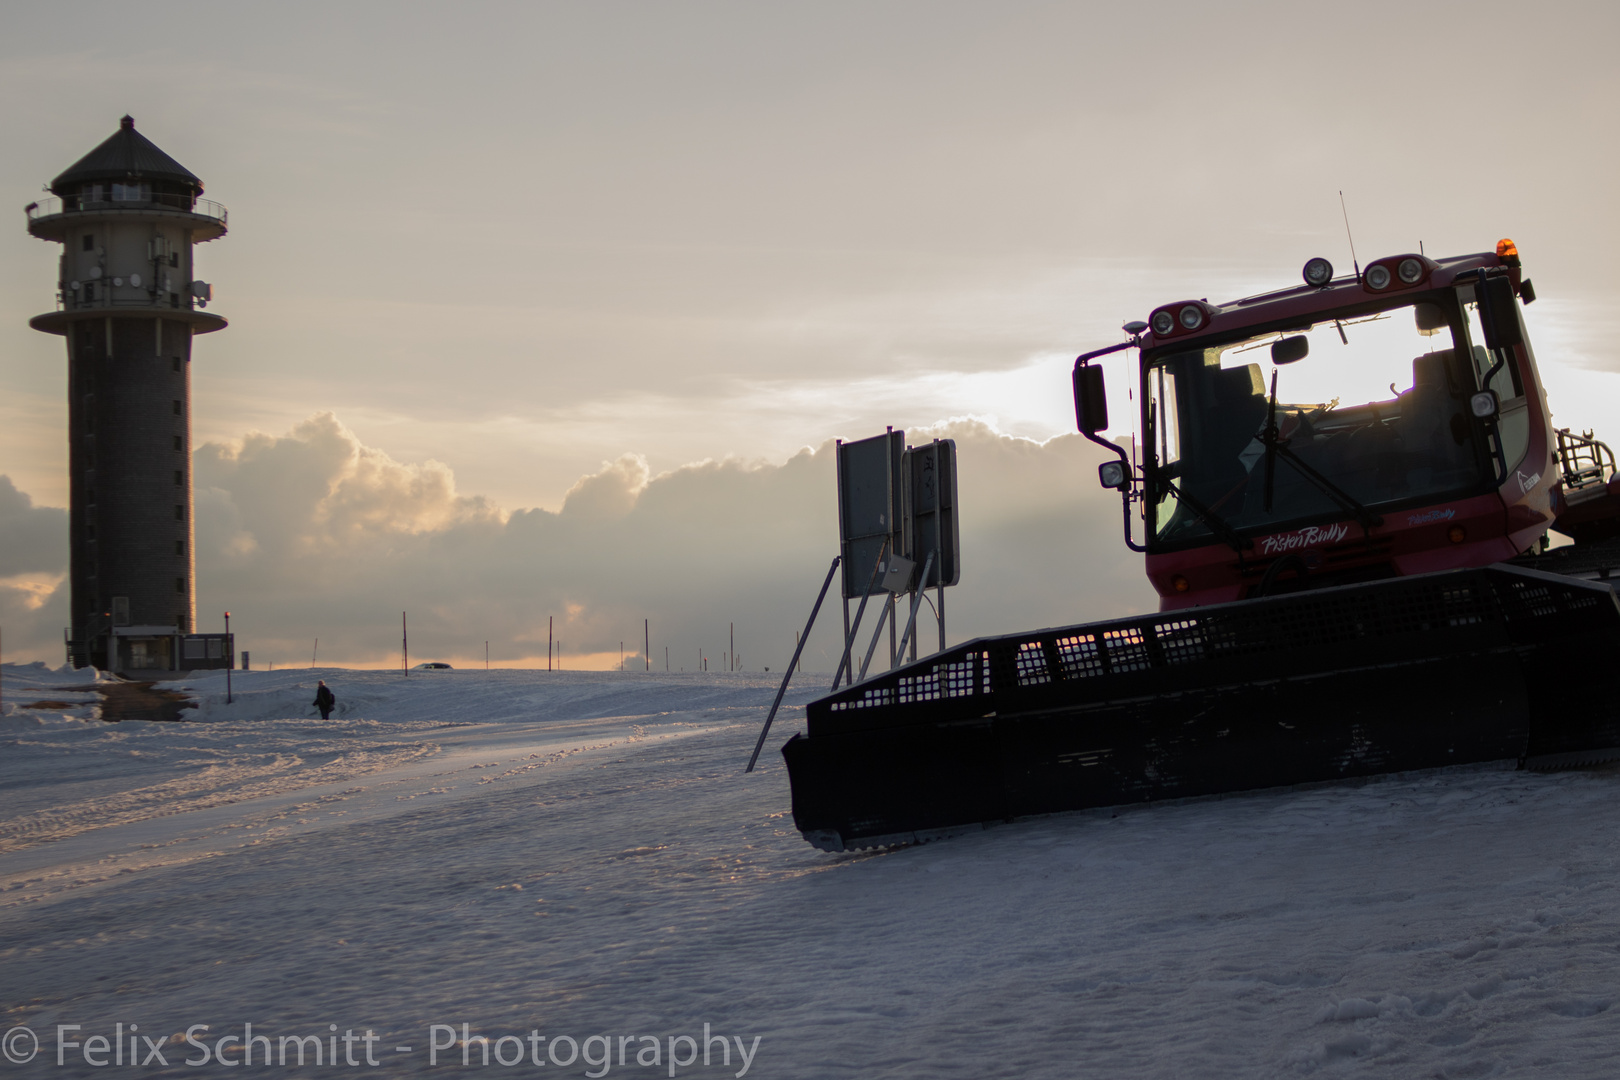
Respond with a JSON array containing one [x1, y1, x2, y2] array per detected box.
[[313, 680, 336, 720]]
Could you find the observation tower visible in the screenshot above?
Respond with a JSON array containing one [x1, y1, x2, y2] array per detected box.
[[25, 116, 229, 671]]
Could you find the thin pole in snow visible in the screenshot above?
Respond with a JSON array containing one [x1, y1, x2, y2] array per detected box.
[[548, 616, 553, 672], [311, 637, 318, 667], [665, 645, 669, 672], [620, 642, 624, 672], [731, 622, 734, 672], [644, 619, 649, 672], [224, 611, 233, 704], [402, 612, 408, 675], [485, 641, 489, 670]]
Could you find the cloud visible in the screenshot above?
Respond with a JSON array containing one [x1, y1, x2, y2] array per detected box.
[[0, 476, 68, 657], [0, 413, 1157, 669]]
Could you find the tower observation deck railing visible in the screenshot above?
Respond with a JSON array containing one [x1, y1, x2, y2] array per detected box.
[[25, 195, 228, 226]]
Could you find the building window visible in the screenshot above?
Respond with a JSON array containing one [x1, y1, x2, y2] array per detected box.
[[84, 283, 95, 302], [82, 234, 95, 252], [111, 596, 130, 626], [86, 525, 96, 541], [175, 576, 185, 593], [172, 399, 182, 415], [176, 540, 185, 556], [174, 469, 183, 486], [172, 356, 181, 372], [175, 505, 184, 520], [173, 435, 183, 451], [112, 182, 150, 202]]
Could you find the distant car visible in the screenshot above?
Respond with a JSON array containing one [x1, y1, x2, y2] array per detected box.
[[413, 662, 453, 671]]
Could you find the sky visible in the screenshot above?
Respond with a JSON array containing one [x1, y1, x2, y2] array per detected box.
[[2, 0, 1618, 666]]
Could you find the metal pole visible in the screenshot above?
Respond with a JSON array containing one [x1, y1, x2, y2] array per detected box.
[[549, 616, 553, 672], [935, 437, 946, 654], [831, 538, 888, 690], [645, 619, 649, 672], [841, 597, 851, 687], [895, 552, 935, 662], [746, 556, 840, 772], [888, 594, 896, 670], [224, 611, 232, 704], [885, 427, 897, 673], [311, 637, 318, 667], [856, 592, 895, 682], [402, 612, 408, 675], [485, 641, 489, 670], [731, 622, 734, 672]]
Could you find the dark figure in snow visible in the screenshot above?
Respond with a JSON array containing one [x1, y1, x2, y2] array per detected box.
[[314, 680, 336, 720]]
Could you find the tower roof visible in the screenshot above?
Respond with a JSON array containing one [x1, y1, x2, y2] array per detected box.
[[49, 116, 203, 196]]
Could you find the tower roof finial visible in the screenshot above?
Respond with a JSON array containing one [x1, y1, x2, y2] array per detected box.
[[49, 116, 202, 196]]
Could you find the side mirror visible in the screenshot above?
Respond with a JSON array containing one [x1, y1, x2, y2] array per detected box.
[[1098, 460, 1129, 490], [1073, 363, 1108, 434], [1271, 335, 1309, 365], [1478, 275, 1524, 350]]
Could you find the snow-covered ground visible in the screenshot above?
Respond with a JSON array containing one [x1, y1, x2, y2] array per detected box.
[[2, 662, 1618, 1078]]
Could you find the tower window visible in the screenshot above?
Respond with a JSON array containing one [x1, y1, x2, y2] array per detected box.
[[172, 399, 181, 415], [175, 505, 184, 520], [174, 469, 183, 486], [174, 435, 183, 451], [86, 525, 96, 541], [172, 356, 180, 372], [176, 540, 185, 556], [175, 576, 185, 593], [83, 234, 95, 252]]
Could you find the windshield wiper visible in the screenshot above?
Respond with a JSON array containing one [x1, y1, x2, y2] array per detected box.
[[1164, 477, 1253, 556], [1255, 376, 1383, 538]]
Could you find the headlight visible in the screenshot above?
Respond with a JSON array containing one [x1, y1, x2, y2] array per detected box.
[[1179, 304, 1203, 329], [1303, 257, 1334, 287], [1397, 257, 1424, 284], [1470, 391, 1499, 419], [1365, 264, 1391, 290], [1098, 461, 1128, 490], [1151, 310, 1175, 335]]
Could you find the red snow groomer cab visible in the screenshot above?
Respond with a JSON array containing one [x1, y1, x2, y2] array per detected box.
[[781, 240, 1620, 853], [1077, 241, 1601, 606]]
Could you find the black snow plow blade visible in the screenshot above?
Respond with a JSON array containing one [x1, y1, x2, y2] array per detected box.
[[782, 565, 1620, 851]]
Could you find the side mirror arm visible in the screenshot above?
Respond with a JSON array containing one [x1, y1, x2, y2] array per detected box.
[[1074, 344, 1146, 553]]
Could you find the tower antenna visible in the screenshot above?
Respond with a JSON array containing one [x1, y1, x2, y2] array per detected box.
[[1339, 191, 1361, 281]]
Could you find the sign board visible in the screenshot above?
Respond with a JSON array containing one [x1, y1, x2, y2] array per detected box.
[[836, 430, 905, 599], [904, 439, 960, 587]]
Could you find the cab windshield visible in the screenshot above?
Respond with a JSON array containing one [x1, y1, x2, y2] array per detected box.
[[1144, 292, 1497, 547]]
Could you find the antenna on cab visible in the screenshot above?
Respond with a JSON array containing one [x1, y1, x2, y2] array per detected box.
[[1339, 190, 1361, 281]]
